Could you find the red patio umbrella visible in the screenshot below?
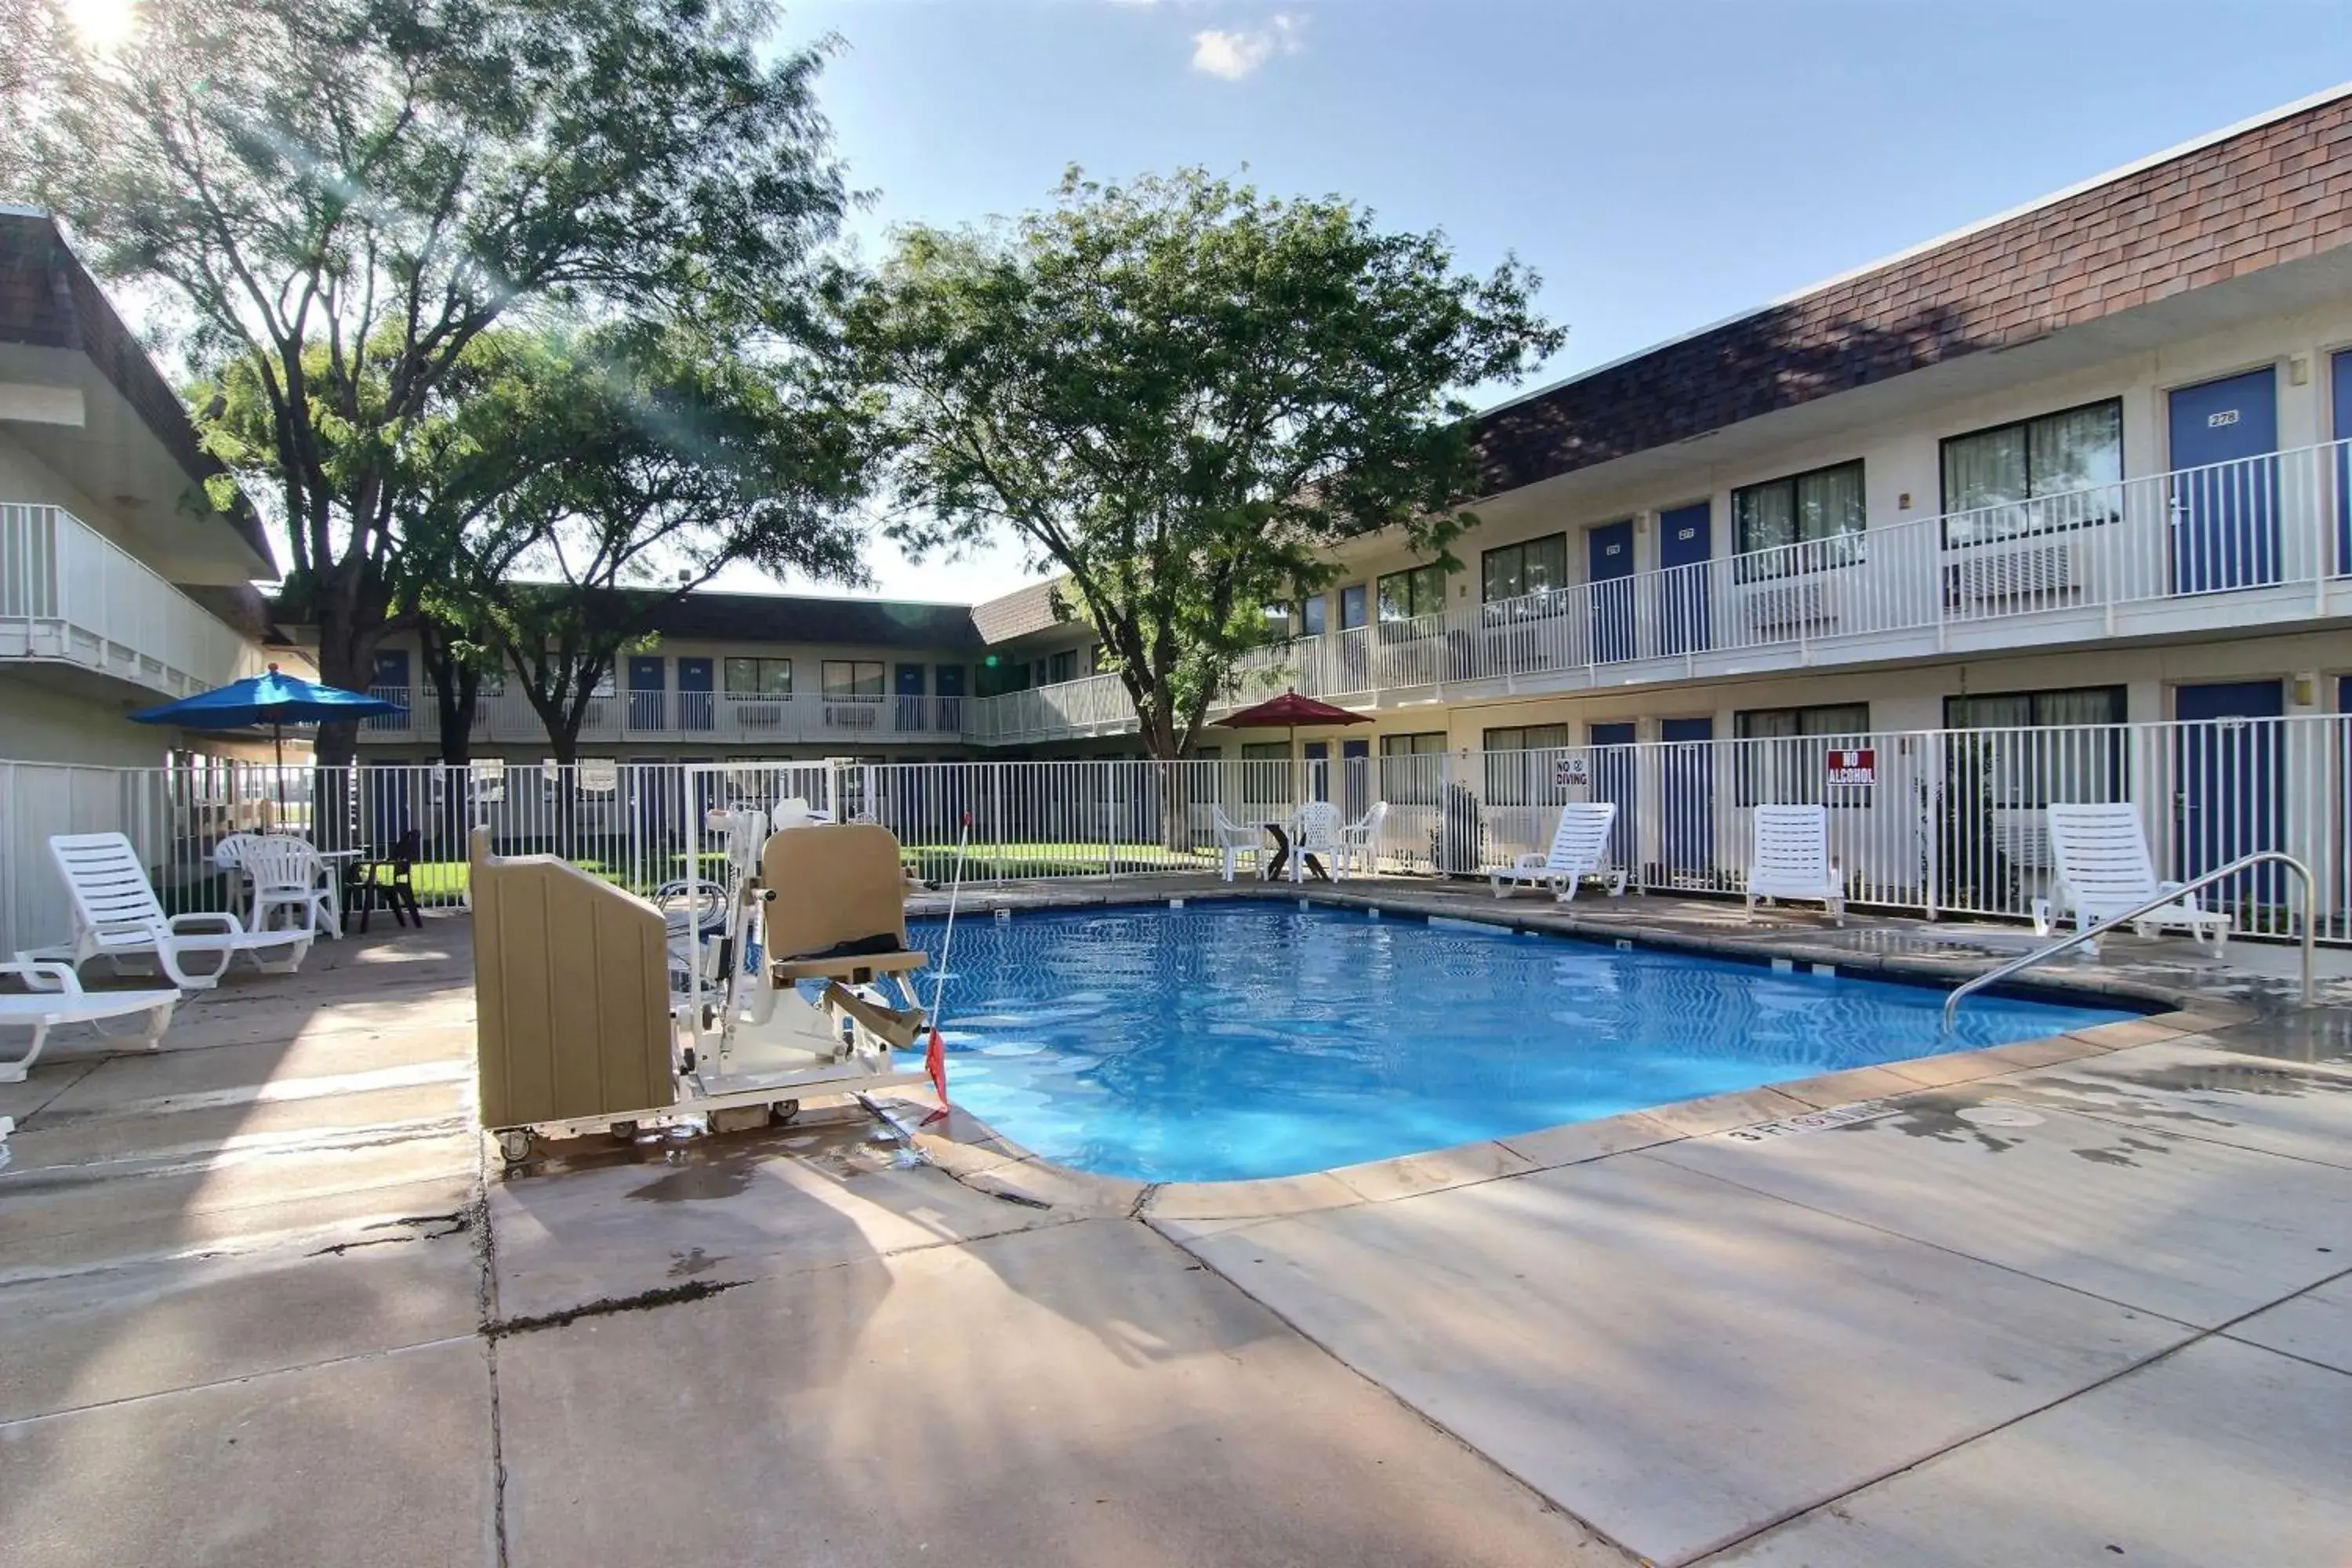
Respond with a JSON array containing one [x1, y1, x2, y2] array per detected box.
[[1214, 690, 1372, 811], [1214, 690, 1373, 732]]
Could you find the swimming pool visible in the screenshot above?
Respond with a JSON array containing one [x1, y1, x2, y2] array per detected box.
[[912, 904, 2137, 1183]]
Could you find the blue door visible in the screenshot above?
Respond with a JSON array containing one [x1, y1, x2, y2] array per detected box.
[[677, 657, 713, 731], [935, 664, 966, 732], [2334, 350, 2352, 573], [1661, 716, 1713, 880], [895, 663, 927, 731], [368, 649, 412, 731], [627, 655, 666, 730], [1303, 740, 1331, 802], [1588, 521, 1636, 663], [1341, 738, 1370, 819], [1590, 721, 1638, 877], [2169, 367, 2279, 592], [2175, 680, 2284, 915], [1655, 502, 1711, 656]]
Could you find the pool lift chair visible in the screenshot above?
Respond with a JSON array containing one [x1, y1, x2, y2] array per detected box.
[[474, 815, 928, 1165]]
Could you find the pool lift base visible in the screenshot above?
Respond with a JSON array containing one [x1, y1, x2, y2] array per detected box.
[[492, 808, 928, 1167]]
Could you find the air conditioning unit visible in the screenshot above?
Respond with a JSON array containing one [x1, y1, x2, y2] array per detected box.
[[1744, 576, 1838, 637], [1944, 541, 2086, 606], [736, 704, 782, 728], [825, 702, 879, 728]]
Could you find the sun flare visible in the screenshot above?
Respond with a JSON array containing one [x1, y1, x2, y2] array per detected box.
[[64, 0, 139, 53]]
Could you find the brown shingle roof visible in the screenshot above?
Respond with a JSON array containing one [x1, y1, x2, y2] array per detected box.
[[969, 579, 1067, 644], [0, 209, 275, 572], [1474, 88, 2352, 495]]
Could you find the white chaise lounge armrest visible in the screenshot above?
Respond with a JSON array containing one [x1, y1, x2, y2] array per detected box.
[[0, 959, 85, 994], [166, 911, 247, 935]]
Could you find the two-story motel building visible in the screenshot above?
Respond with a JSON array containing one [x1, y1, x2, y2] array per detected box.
[[361, 89, 2352, 807]]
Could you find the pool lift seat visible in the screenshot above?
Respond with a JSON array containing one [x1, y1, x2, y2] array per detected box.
[[707, 821, 934, 1085]]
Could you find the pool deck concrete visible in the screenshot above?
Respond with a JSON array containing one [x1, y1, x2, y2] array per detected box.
[[2, 881, 2348, 1566]]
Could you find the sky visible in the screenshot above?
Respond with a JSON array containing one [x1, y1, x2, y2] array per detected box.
[[731, 0, 2352, 607]]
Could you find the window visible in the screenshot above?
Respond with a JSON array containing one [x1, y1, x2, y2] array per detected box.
[[1944, 686, 2125, 730], [1482, 723, 1570, 753], [1377, 563, 1448, 622], [822, 660, 884, 700], [1944, 686, 2127, 808], [1481, 534, 1567, 604], [1733, 460, 1866, 567], [1240, 741, 1290, 804], [1340, 584, 1368, 630], [1047, 649, 1077, 684], [1733, 702, 1871, 805], [723, 657, 792, 698], [1483, 723, 1571, 806], [1301, 593, 1327, 637], [1379, 731, 1447, 804], [1940, 400, 2123, 546], [590, 666, 615, 699]]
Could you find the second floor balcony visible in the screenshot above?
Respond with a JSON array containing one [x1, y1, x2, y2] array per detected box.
[[0, 502, 271, 703], [971, 438, 2352, 743], [358, 685, 971, 749]]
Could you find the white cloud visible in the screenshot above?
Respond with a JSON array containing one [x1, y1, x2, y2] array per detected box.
[[1191, 14, 1301, 80]]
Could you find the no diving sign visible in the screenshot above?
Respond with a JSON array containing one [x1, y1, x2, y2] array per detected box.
[[1825, 748, 1877, 787], [1553, 755, 1590, 788]]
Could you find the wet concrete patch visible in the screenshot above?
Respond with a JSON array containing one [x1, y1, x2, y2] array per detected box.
[[2198, 1008, 2352, 1066], [1655, 1090, 2352, 1327]]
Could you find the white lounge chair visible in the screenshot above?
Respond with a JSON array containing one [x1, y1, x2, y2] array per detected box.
[[1491, 802, 1627, 902], [1210, 807, 1265, 882], [1744, 804, 1846, 925], [0, 960, 180, 1083], [21, 832, 312, 990], [1335, 800, 1388, 878], [2038, 803, 2230, 955]]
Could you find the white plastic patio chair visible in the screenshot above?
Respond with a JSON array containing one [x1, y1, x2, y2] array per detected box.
[[21, 832, 312, 990], [1744, 804, 1846, 925], [1335, 800, 1388, 878], [213, 831, 265, 921], [241, 836, 340, 938], [2038, 802, 2230, 956], [1210, 807, 1265, 882], [0, 959, 180, 1083], [1290, 801, 1344, 882], [1490, 802, 1627, 902]]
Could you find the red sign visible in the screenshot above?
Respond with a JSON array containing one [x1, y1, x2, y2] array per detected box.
[[1826, 748, 1877, 787]]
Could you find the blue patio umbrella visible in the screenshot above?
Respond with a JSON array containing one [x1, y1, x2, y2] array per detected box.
[[132, 664, 406, 822]]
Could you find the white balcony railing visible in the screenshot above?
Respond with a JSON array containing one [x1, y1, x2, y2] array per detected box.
[[0, 503, 271, 702], [961, 670, 1136, 744], [974, 438, 2352, 742], [358, 685, 973, 747]]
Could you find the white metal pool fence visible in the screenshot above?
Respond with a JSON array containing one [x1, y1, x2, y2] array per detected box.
[[5, 713, 2351, 956]]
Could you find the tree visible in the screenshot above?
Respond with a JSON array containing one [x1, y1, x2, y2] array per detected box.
[[0, 0, 848, 765], [462, 323, 869, 765], [839, 168, 1564, 759]]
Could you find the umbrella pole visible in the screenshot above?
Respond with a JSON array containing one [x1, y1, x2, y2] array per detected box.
[[272, 723, 284, 833]]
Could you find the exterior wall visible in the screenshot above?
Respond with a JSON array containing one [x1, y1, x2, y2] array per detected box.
[[0, 425, 111, 529], [0, 676, 175, 765], [1166, 629, 2352, 769]]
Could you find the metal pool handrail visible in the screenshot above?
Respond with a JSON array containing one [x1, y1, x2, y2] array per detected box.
[[1942, 851, 2316, 1029]]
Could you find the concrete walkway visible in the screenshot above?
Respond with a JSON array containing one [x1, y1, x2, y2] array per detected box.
[[2, 902, 2347, 1566]]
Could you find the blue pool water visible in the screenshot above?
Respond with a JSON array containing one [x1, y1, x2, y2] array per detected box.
[[910, 905, 2137, 1183]]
